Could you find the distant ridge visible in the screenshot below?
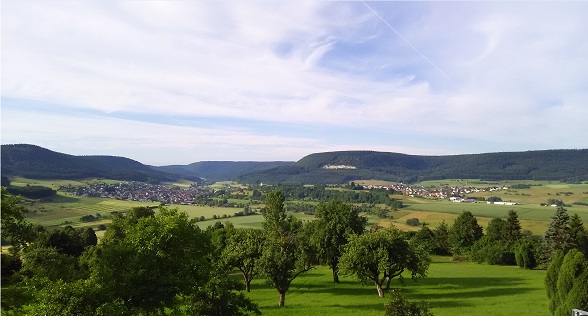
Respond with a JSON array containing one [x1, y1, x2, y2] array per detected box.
[[2, 144, 587, 184], [154, 161, 292, 182], [238, 149, 588, 184]]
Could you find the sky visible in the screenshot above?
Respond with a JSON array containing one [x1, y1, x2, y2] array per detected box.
[[2, 1, 587, 166]]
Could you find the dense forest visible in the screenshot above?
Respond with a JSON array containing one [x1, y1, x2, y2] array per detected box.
[[239, 150, 588, 184], [3, 144, 587, 185], [1, 144, 179, 183]]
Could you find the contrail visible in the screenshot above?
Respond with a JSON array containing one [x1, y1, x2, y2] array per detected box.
[[361, 1, 458, 88]]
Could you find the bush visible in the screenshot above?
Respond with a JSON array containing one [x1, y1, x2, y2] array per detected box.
[[406, 218, 420, 226], [470, 236, 516, 265], [384, 289, 434, 316], [546, 250, 588, 316]]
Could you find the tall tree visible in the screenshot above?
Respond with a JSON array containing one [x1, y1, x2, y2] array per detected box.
[[543, 206, 572, 262], [89, 207, 212, 314], [311, 200, 366, 283], [486, 218, 507, 241], [259, 191, 313, 307], [504, 210, 522, 243], [223, 228, 265, 292], [448, 211, 483, 254], [545, 249, 588, 316], [568, 213, 588, 256], [432, 221, 451, 255], [339, 227, 430, 298]]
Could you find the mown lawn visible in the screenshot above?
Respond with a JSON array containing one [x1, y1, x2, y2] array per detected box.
[[245, 258, 549, 316]]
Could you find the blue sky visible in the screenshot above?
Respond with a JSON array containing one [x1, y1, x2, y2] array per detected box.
[[2, 1, 587, 165]]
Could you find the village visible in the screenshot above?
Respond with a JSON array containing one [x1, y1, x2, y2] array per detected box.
[[59, 181, 214, 205]]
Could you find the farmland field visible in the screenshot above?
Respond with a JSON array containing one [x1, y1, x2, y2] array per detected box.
[[244, 257, 549, 316], [10, 177, 588, 234]]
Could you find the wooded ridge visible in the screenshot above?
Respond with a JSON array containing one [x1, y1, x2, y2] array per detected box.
[[2, 144, 587, 184]]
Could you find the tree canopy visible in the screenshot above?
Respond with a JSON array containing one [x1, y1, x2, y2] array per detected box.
[[339, 227, 430, 298], [311, 200, 367, 283]]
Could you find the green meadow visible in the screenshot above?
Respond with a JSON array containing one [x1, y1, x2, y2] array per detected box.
[[245, 257, 549, 316]]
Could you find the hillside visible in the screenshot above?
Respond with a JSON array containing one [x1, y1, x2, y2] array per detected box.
[[238, 149, 588, 184], [1, 144, 178, 183]]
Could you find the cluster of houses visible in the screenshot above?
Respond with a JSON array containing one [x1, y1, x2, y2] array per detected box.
[[60, 181, 213, 205], [361, 183, 509, 200]]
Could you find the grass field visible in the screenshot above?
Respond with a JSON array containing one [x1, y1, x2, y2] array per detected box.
[[244, 257, 549, 316], [390, 193, 588, 234]]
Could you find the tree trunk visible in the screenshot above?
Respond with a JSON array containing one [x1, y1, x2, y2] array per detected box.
[[246, 280, 251, 292], [385, 277, 391, 290], [279, 291, 286, 306], [376, 283, 384, 298], [332, 263, 340, 283]]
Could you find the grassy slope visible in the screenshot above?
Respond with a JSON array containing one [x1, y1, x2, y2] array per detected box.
[[245, 257, 548, 316]]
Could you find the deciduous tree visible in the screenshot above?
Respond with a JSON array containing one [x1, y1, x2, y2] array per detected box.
[[448, 211, 483, 254], [311, 200, 366, 283], [223, 228, 265, 292], [259, 191, 313, 306], [339, 227, 430, 298]]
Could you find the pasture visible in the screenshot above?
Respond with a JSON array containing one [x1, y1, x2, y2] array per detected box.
[[244, 257, 549, 316]]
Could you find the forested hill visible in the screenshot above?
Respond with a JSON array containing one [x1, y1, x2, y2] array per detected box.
[[1, 144, 179, 183], [3, 144, 587, 184], [238, 149, 588, 184]]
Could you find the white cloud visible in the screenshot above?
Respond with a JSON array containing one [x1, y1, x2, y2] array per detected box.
[[2, 1, 587, 163]]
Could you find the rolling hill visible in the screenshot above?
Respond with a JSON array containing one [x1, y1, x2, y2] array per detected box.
[[2, 144, 587, 185], [238, 150, 588, 184], [1, 144, 179, 183]]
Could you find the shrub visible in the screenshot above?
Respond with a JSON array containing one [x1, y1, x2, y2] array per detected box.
[[384, 289, 434, 316], [406, 218, 420, 226]]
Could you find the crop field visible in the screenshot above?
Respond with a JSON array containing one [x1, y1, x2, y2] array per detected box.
[[244, 257, 549, 316]]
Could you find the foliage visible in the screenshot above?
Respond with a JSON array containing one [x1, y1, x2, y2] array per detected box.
[[6, 185, 56, 199], [384, 289, 434, 316], [470, 236, 516, 265], [432, 221, 451, 256], [1, 187, 35, 250], [1, 144, 177, 183], [34, 226, 96, 257], [339, 227, 430, 298], [311, 200, 367, 283], [259, 191, 314, 306], [223, 228, 266, 292], [240, 149, 588, 184], [515, 238, 539, 269], [411, 225, 435, 254], [485, 218, 507, 241], [504, 210, 522, 243], [545, 250, 588, 316], [448, 211, 483, 255], [568, 213, 588, 256], [406, 218, 420, 226], [186, 265, 261, 316], [542, 206, 572, 264]]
